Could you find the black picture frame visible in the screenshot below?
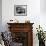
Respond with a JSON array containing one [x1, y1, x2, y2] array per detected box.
[[14, 5, 27, 16]]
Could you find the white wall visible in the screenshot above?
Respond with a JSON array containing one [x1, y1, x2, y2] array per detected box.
[[40, 0, 46, 13], [40, 0, 46, 31], [2, 0, 46, 33], [2, 0, 40, 30], [0, 0, 2, 32]]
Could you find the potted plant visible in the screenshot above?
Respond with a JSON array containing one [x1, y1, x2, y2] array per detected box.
[[36, 25, 45, 46]]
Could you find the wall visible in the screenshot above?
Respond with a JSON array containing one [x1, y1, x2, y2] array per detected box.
[[2, 0, 40, 30], [40, 0, 46, 31], [0, 0, 2, 32], [40, 0, 46, 13], [2, 0, 44, 46]]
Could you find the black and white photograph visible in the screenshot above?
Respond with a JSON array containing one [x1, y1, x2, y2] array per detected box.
[[14, 5, 27, 16]]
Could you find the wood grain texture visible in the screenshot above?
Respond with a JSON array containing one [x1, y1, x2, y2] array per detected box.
[[7, 23, 34, 46]]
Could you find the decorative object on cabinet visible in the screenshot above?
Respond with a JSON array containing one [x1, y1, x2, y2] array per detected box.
[[25, 20, 30, 23], [8, 19, 19, 23], [14, 5, 27, 16], [36, 25, 45, 46], [7, 23, 34, 46]]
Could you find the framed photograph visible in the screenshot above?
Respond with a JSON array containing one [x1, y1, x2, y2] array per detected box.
[[14, 5, 27, 16]]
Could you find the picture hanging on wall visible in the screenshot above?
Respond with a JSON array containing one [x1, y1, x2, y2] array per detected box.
[[14, 5, 27, 16]]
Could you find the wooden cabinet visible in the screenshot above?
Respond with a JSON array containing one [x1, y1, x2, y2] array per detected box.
[[7, 23, 34, 46]]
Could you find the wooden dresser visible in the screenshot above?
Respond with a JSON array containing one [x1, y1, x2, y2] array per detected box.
[[7, 23, 34, 46]]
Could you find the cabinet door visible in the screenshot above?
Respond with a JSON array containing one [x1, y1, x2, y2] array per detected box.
[[11, 32, 28, 46]]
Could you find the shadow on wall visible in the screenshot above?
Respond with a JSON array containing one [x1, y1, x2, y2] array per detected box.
[[0, 0, 2, 32]]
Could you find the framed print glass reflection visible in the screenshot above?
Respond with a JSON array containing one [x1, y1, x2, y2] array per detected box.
[[14, 5, 27, 16]]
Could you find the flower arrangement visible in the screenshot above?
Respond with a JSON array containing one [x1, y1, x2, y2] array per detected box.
[[36, 25, 45, 42]]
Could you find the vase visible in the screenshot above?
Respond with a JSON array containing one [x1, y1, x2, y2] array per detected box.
[[39, 40, 45, 46]]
